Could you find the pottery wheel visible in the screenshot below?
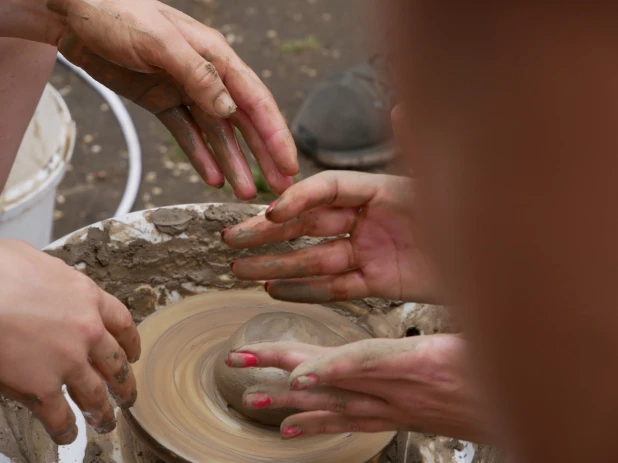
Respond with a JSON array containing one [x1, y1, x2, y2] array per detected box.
[[127, 290, 396, 463]]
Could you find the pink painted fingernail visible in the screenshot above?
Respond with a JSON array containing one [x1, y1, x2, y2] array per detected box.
[[226, 353, 258, 368], [290, 374, 319, 391], [244, 393, 272, 409], [282, 427, 303, 439], [265, 201, 277, 220], [221, 227, 230, 239]]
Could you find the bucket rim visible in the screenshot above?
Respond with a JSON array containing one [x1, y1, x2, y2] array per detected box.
[[0, 84, 75, 221]]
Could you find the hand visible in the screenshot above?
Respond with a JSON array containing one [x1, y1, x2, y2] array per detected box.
[[222, 170, 438, 303], [48, 0, 298, 199], [0, 240, 140, 445], [225, 334, 492, 443]]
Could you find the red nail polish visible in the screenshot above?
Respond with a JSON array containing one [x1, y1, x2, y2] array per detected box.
[[290, 374, 319, 391], [230, 261, 236, 272], [264, 281, 270, 292], [226, 353, 258, 368], [265, 201, 277, 220], [221, 227, 230, 239], [282, 427, 303, 439], [246, 393, 272, 409]]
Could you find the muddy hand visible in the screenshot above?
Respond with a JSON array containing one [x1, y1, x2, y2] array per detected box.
[[222, 171, 438, 303], [227, 335, 493, 443], [0, 241, 139, 445], [48, 0, 297, 199]]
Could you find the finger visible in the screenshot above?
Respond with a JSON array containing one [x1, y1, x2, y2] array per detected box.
[[222, 206, 358, 249], [65, 365, 115, 434], [34, 392, 78, 445], [243, 382, 390, 418], [232, 238, 356, 281], [190, 106, 257, 200], [0, 384, 78, 445], [266, 171, 388, 223], [155, 30, 236, 118], [231, 109, 294, 195], [98, 291, 140, 363], [166, 11, 299, 176], [266, 271, 370, 303], [89, 332, 137, 409], [157, 107, 225, 188], [280, 411, 396, 438], [288, 339, 414, 390], [227, 341, 325, 371]]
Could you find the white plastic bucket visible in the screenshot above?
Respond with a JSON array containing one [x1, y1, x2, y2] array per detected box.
[[0, 83, 75, 248]]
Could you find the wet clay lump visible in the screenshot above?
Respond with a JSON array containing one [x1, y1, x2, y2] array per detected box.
[[214, 312, 349, 425]]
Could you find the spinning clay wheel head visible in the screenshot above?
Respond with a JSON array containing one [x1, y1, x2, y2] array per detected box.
[[127, 290, 396, 463]]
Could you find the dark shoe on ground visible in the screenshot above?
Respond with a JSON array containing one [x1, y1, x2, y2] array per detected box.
[[291, 55, 396, 169]]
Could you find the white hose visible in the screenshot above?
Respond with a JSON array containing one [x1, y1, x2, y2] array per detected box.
[[56, 53, 142, 217]]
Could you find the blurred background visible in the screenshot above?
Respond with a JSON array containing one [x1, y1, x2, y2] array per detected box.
[[50, 0, 386, 239]]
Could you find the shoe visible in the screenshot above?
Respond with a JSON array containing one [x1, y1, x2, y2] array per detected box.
[[291, 54, 396, 169]]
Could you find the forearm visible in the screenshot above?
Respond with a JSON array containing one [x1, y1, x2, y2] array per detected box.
[[0, 38, 57, 192], [0, 0, 65, 45]]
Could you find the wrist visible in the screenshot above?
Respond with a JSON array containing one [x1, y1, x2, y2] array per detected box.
[[0, 0, 66, 45]]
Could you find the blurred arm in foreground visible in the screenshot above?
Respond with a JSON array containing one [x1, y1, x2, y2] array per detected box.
[[391, 2, 618, 462]]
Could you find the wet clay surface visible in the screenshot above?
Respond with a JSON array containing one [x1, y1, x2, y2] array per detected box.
[[45, 204, 401, 327], [129, 291, 393, 463], [0, 396, 56, 463], [215, 312, 357, 426]]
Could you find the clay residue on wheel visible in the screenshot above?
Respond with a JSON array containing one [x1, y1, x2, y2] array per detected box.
[[149, 208, 193, 235], [44, 204, 398, 326], [0, 395, 56, 463]]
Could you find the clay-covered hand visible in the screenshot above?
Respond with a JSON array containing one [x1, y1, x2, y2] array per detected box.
[[48, 0, 297, 199], [0, 240, 140, 445], [222, 170, 438, 303], [226, 334, 492, 443]]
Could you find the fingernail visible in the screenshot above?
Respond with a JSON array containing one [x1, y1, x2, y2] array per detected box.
[[264, 281, 270, 292], [282, 426, 303, 439], [230, 261, 236, 272], [53, 425, 78, 445], [93, 417, 116, 434], [290, 374, 319, 391], [265, 201, 277, 220], [244, 393, 272, 409], [221, 227, 230, 239], [227, 352, 258, 368], [214, 92, 236, 118], [216, 181, 226, 189]]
